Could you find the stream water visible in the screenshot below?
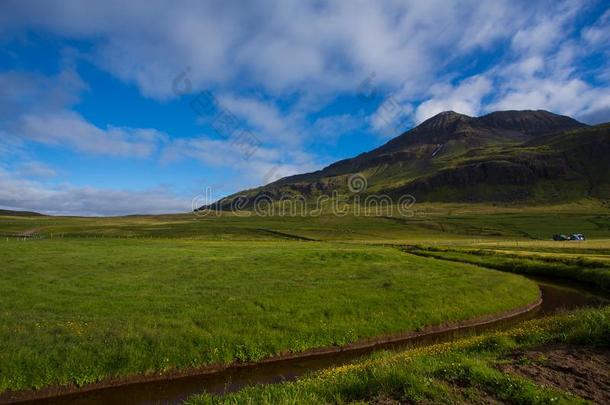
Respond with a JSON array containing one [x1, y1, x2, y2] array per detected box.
[[16, 277, 608, 405]]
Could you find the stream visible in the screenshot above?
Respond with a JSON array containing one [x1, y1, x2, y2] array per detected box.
[[16, 277, 608, 405]]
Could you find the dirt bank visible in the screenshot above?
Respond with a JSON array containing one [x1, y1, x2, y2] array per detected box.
[[498, 344, 610, 404]]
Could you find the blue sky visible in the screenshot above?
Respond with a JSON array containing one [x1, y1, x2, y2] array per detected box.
[[0, 0, 609, 215]]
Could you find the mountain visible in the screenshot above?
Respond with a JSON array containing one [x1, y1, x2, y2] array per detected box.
[[202, 110, 610, 209]]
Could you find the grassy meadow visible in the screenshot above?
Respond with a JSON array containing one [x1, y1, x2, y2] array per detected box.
[[0, 202, 609, 398], [1, 200, 609, 242], [0, 238, 538, 393]]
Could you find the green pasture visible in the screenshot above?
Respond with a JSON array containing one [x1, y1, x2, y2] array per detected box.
[[1, 203, 608, 396], [0, 238, 537, 392]]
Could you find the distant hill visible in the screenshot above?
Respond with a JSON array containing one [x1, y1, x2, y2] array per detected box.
[[202, 110, 610, 209], [0, 209, 46, 217]]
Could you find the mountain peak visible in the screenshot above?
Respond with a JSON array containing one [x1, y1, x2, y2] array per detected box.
[[420, 110, 472, 125], [437, 110, 464, 117], [415, 110, 475, 133], [343, 109, 588, 167], [479, 109, 586, 135], [396, 109, 586, 147], [434, 110, 462, 117]]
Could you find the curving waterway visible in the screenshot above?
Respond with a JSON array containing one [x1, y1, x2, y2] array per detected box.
[[10, 277, 609, 405]]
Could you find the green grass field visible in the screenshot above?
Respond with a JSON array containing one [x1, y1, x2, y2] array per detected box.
[[0, 238, 538, 393], [0, 204, 609, 398], [1, 200, 608, 242]]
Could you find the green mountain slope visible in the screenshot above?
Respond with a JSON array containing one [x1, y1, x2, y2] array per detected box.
[[202, 110, 609, 209]]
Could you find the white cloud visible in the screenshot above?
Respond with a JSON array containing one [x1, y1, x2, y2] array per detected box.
[[20, 111, 167, 158], [514, 56, 545, 77], [0, 0, 570, 100], [414, 75, 493, 123], [217, 94, 303, 146], [0, 68, 86, 120], [16, 161, 57, 178], [368, 97, 413, 137], [4, 0, 604, 129], [311, 114, 362, 142], [162, 135, 320, 188], [581, 9, 610, 48], [489, 78, 595, 116], [376, 0, 610, 125], [0, 169, 189, 216], [485, 9, 610, 124], [0, 69, 168, 158], [0, 130, 23, 157]]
